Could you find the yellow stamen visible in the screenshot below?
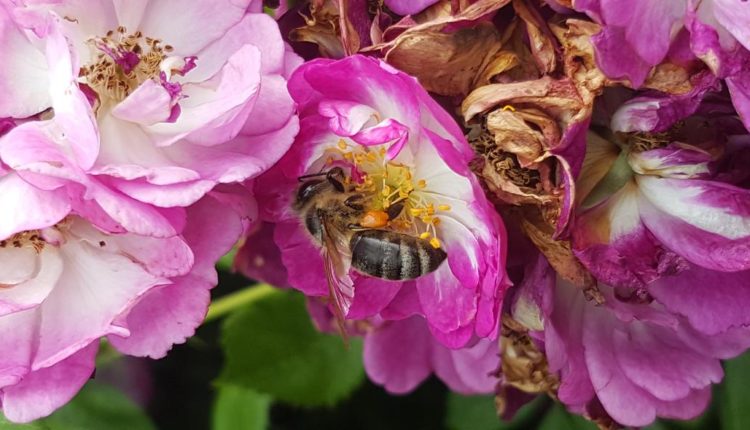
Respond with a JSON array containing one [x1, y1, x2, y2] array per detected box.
[[502, 105, 516, 112], [417, 179, 427, 188], [337, 139, 348, 150], [419, 232, 431, 239], [429, 237, 441, 249], [438, 204, 451, 211], [409, 208, 423, 216]]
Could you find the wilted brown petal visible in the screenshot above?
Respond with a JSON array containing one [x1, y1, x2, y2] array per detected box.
[[518, 207, 595, 289], [643, 62, 695, 94], [498, 316, 560, 397], [385, 23, 502, 95], [291, 0, 376, 57], [549, 19, 608, 103], [475, 50, 520, 86], [486, 109, 546, 162], [290, 0, 347, 58], [513, 0, 557, 74]]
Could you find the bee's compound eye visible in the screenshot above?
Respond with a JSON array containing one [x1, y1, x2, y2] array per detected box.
[[328, 167, 345, 178], [296, 179, 323, 205], [326, 167, 346, 192]]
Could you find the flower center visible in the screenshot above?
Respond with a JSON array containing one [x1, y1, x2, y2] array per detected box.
[[625, 131, 672, 152], [79, 26, 195, 107], [622, 120, 687, 153], [327, 140, 451, 249], [0, 230, 47, 253]]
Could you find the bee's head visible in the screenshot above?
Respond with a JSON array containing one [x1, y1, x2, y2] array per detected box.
[[295, 167, 348, 208]]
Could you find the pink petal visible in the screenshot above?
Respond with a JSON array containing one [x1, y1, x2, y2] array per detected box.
[[147, 44, 262, 147], [0, 6, 50, 118], [432, 338, 498, 394], [380, 281, 422, 320], [137, 0, 251, 56], [0, 249, 61, 316], [638, 176, 750, 271], [109, 195, 244, 358], [613, 323, 722, 401], [241, 75, 296, 137], [319, 100, 380, 137], [189, 13, 288, 82], [1, 342, 97, 423], [416, 263, 477, 340], [0, 173, 70, 240], [582, 309, 659, 427], [347, 276, 402, 319], [363, 317, 431, 394], [235, 222, 290, 288], [650, 265, 750, 336], [712, 0, 750, 53], [274, 220, 328, 297], [727, 72, 750, 132], [111, 80, 174, 125], [32, 225, 168, 368]]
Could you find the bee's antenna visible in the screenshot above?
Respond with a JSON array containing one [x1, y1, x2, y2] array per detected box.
[[297, 171, 328, 182]]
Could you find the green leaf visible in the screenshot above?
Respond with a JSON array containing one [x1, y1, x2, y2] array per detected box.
[[644, 422, 671, 430], [41, 382, 156, 430], [445, 394, 545, 430], [720, 351, 750, 430], [446, 394, 502, 430], [0, 382, 156, 430], [538, 404, 597, 430], [219, 289, 365, 407], [212, 385, 271, 430]]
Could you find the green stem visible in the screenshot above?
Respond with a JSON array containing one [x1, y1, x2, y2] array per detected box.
[[203, 283, 275, 324]]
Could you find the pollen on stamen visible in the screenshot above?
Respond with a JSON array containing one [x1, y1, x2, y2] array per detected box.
[[438, 204, 451, 211], [80, 27, 192, 108], [429, 237, 441, 249], [419, 232, 431, 239]]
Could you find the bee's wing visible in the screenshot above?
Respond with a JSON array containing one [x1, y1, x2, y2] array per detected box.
[[320, 215, 354, 337]]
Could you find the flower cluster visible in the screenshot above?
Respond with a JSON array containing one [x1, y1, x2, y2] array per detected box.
[[0, 0, 297, 421], [275, 0, 750, 427]]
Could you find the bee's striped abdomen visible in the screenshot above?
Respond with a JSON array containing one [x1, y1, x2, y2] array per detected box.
[[350, 230, 447, 280]]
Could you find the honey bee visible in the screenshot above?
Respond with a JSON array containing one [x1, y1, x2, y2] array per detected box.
[[294, 167, 448, 323]]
